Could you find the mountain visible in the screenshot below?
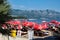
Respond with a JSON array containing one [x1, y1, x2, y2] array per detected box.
[[9, 9, 60, 21]]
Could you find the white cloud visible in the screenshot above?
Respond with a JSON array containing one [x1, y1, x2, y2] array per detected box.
[[19, 5, 25, 8], [11, 5, 26, 9], [11, 5, 40, 10]]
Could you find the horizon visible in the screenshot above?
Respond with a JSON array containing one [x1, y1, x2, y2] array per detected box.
[[11, 9, 60, 13], [8, 0, 60, 12]]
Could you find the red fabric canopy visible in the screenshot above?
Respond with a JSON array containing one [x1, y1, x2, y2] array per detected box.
[[13, 20, 21, 25], [37, 24, 43, 30], [22, 21, 28, 27], [17, 25, 22, 30], [2, 24, 7, 29], [50, 20, 59, 27], [5, 20, 22, 30], [58, 22, 60, 24], [12, 20, 22, 30], [26, 22, 34, 28], [33, 23, 39, 30], [5, 20, 13, 24], [41, 24, 48, 30], [50, 20, 59, 24]]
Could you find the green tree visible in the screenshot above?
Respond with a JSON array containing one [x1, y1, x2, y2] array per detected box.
[[0, 0, 11, 24]]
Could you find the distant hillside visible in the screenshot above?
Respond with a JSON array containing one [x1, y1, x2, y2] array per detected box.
[[9, 9, 60, 20]]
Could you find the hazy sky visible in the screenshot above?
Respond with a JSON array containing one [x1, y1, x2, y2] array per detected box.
[[8, 0, 60, 12]]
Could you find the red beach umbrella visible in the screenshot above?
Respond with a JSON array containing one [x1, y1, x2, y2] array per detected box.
[[5, 20, 22, 29], [41, 22, 48, 30], [5, 20, 14, 25], [50, 20, 59, 27], [12, 20, 22, 29], [13, 20, 21, 25], [22, 21, 28, 27], [58, 22, 60, 24], [17, 25, 22, 30], [50, 20, 58, 24], [33, 23, 39, 30], [51, 20, 57, 23], [2, 24, 7, 29], [38, 24, 43, 30], [26, 22, 34, 28]]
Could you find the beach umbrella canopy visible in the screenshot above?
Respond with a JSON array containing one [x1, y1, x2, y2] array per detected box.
[[5, 20, 13, 24], [50, 20, 58, 24], [2, 24, 7, 29], [16, 25, 22, 30], [12, 20, 21, 26], [5, 20, 22, 29], [5, 20, 20, 24], [51, 20, 57, 23], [55, 22, 60, 28], [33, 23, 39, 30], [26, 22, 34, 28], [37, 24, 43, 30], [33, 23, 47, 30], [12, 20, 22, 29], [22, 21, 28, 27], [58, 22, 60, 24], [13, 20, 21, 24], [50, 20, 59, 27], [41, 22, 48, 30], [5, 20, 16, 28]]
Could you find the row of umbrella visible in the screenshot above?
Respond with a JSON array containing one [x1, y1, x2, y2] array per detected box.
[[2, 20, 60, 30], [22, 20, 49, 30], [2, 20, 22, 30]]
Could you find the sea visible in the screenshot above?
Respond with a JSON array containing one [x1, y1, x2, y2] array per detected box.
[[15, 19, 60, 24]]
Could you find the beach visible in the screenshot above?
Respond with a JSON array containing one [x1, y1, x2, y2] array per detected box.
[[0, 31, 58, 40]]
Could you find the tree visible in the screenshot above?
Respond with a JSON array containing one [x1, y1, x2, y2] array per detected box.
[[0, 0, 11, 24]]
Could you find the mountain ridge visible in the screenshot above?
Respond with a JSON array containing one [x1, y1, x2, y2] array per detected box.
[[9, 9, 60, 21]]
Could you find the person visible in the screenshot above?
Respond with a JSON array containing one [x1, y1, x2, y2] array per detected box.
[[28, 26, 34, 40], [10, 28, 17, 37], [21, 26, 28, 32]]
